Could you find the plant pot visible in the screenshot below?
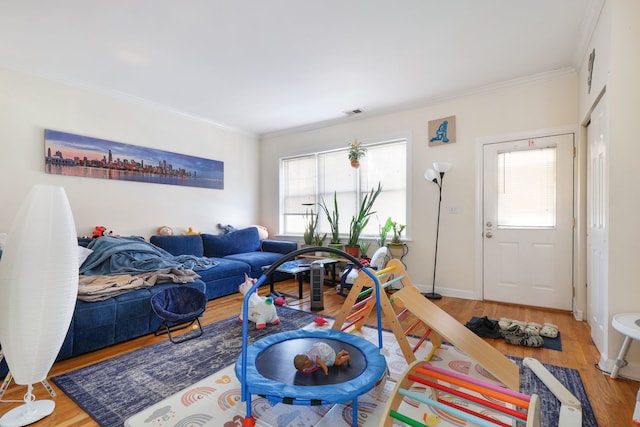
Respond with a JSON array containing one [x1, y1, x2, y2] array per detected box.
[[387, 243, 408, 260], [344, 245, 360, 258], [327, 243, 344, 258], [350, 159, 359, 168]]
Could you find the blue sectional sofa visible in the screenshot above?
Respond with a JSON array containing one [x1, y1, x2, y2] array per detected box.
[[149, 227, 297, 299], [0, 227, 297, 377]]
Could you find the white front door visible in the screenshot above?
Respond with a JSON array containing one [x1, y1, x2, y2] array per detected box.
[[587, 95, 609, 352], [483, 134, 574, 309]]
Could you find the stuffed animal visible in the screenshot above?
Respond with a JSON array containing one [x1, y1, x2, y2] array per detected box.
[[237, 274, 280, 329], [157, 226, 174, 236], [92, 226, 117, 237], [184, 227, 201, 235]]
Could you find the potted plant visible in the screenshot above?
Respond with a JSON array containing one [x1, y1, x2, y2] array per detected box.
[[387, 220, 407, 259], [359, 241, 371, 259], [313, 232, 328, 256], [319, 191, 342, 256], [346, 183, 383, 257], [301, 206, 318, 246], [377, 216, 393, 247], [348, 139, 366, 168]]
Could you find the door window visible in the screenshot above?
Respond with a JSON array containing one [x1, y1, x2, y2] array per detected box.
[[497, 147, 556, 228]]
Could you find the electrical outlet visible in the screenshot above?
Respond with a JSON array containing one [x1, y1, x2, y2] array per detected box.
[[448, 206, 458, 214]]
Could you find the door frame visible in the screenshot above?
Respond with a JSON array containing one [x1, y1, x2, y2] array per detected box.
[[474, 125, 580, 312]]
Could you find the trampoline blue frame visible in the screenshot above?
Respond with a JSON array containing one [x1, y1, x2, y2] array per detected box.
[[237, 246, 387, 426]]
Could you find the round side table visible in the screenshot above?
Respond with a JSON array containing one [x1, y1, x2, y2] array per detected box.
[[610, 313, 640, 379]]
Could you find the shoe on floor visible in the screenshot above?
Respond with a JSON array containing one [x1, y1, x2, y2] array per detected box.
[[498, 317, 513, 331], [501, 321, 526, 337], [502, 324, 525, 340], [519, 332, 544, 347], [504, 330, 544, 347], [540, 323, 559, 338], [525, 322, 542, 335], [504, 328, 525, 345], [465, 316, 503, 339]]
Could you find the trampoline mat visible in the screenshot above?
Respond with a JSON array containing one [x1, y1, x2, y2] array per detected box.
[[256, 337, 365, 386]]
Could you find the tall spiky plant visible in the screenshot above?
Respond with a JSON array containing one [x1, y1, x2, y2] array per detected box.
[[347, 182, 383, 247], [319, 191, 340, 244]]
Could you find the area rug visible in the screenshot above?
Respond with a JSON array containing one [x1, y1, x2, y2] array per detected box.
[[52, 306, 320, 427], [124, 323, 597, 427], [467, 316, 563, 351], [53, 307, 596, 427]]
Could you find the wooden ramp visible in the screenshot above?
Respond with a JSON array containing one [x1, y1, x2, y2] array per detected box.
[[332, 259, 442, 364], [391, 285, 520, 391]]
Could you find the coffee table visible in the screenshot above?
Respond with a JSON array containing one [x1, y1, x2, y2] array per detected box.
[[264, 258, 338, 299]]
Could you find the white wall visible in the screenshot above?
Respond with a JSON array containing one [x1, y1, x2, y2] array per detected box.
[[0, 68, 261, 238], [578, 0, 640, 378], [260, 72, 578, 296]]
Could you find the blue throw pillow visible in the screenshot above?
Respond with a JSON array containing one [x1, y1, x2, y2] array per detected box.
[[150, 234, 204, 257], [202, 227, 260, 257]]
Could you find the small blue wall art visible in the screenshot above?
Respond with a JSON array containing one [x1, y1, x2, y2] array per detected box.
[[428, 115, 456, 147]]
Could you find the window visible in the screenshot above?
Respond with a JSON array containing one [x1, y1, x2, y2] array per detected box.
[[281, 138, 407, 240], [497, 146, 557, 228]]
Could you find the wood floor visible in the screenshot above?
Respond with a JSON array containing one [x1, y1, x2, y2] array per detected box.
[[0, 278, 636, 426]]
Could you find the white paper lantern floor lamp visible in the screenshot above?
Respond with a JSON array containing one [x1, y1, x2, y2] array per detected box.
[[0, 185, 78, 427]]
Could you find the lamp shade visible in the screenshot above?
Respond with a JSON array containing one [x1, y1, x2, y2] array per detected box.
[[433, 162, 453, 173], [0, 185, 78, 385], [424, 169, 438, 182]]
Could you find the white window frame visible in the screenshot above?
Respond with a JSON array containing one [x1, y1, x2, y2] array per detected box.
[[279, 137, 408, 242]]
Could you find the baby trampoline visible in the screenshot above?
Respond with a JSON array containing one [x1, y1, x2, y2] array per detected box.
[[236, 246, 388, 426]]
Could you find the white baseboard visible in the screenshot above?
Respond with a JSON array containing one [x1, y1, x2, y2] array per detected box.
[[413, 283, 477, 300]]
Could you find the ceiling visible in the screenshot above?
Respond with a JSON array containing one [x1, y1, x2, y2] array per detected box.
[[0, 1, 602, 136]]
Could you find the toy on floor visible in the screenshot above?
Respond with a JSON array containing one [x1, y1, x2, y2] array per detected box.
[[313, 316, 328, 326], [267, 292, 286, 306], [382, 360, 541, 427], [237, 274, 280, 329], [524, 357, 582, 426], [293, 342, 351, 375]]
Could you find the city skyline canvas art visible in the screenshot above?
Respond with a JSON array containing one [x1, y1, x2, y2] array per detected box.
[[44, 129, 224, 189]]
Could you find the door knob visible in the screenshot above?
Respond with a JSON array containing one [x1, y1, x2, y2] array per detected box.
[[485, 231, 493, 238]]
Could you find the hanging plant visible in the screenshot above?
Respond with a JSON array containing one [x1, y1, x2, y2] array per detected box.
[[348, 139, 366, 168]]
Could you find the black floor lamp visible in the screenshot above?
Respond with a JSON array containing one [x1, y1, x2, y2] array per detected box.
[[424, 162, 452, 300]]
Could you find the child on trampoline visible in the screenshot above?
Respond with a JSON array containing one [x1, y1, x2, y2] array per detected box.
[[293, 342, 350, 376]]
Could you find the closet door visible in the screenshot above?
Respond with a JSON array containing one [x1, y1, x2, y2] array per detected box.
[[587, 94, 609, 352]]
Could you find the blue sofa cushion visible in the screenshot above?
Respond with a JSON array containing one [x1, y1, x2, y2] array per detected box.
[[195, 258, 250, 283], [202, 227, 260, 257], [261, 239, 297, 254], [150, 234, 204, 257], [225, 251, 287, 272]]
